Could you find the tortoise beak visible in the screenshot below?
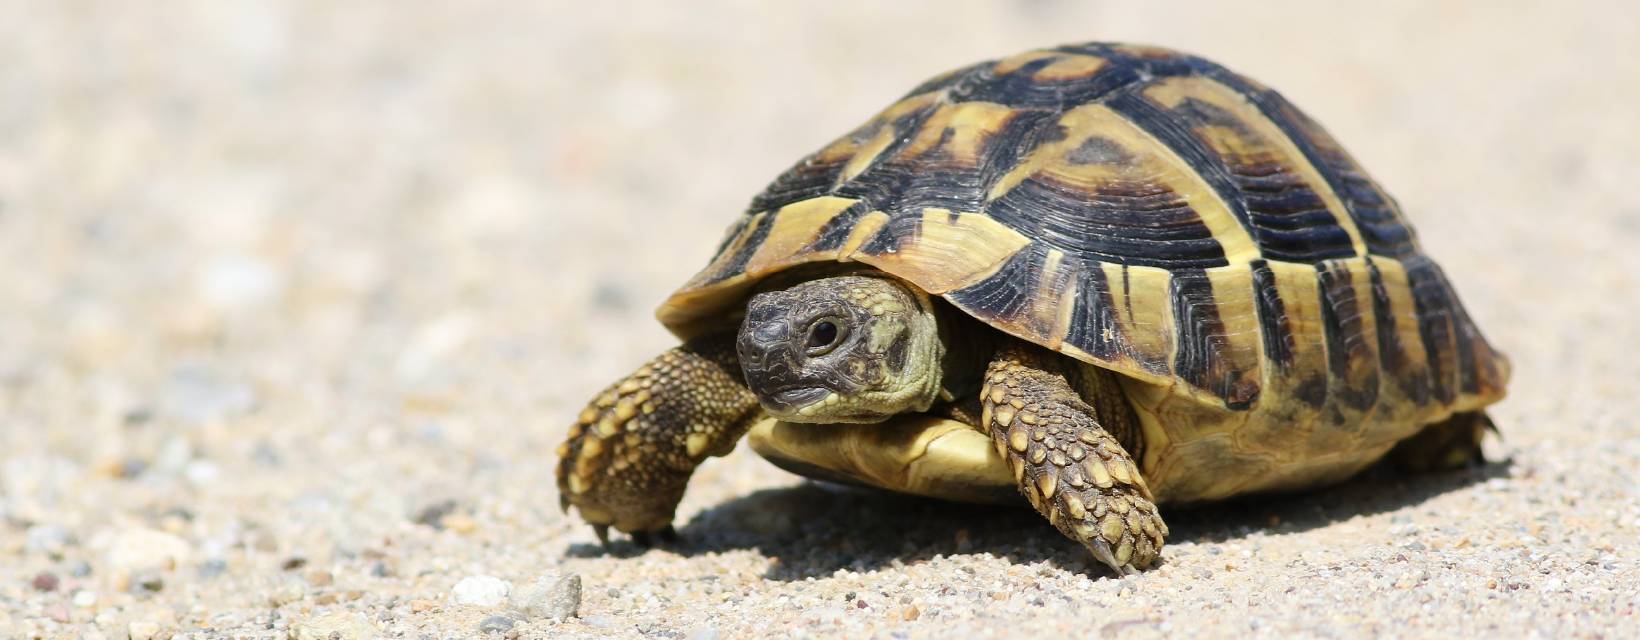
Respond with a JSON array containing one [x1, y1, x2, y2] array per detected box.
[[764, 386, 831, 413]]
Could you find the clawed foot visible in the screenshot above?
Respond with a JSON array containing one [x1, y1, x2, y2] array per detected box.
[[554, 336, 762, 556], [1389, 411, 1494, 472], [590, 524, 679, 548], [1066, 488, 1168, 575], [983, 343, 1169, 575]]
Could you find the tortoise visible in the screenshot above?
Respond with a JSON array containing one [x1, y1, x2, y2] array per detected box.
[[556, 42, 1510, 573]]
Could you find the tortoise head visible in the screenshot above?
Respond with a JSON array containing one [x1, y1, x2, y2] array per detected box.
[[736, 275, 945, 423]]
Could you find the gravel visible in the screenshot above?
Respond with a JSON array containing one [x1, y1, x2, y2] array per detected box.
[[2, 2, 1636, 638]]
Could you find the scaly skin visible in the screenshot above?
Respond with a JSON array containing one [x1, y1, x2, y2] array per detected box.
[[555, 334, 762, 544], [981, 341, 1168, 574]]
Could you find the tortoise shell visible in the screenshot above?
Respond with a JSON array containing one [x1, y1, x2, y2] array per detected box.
[[657, 42, 1509, 502]]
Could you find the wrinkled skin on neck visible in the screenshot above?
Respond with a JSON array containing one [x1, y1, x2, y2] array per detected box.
[[736, 275, 945, 423]]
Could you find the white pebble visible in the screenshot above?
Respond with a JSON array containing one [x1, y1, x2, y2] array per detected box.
[[102, 528, 192, 573], [198, 254, 284, 310], [185, 459, 221, 485], [127, 621, 161, 640], [72, 589, 98, 607], [452, 575, 510, 607]]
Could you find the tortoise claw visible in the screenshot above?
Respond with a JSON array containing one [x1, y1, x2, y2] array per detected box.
[[1087, 539, 1136, 577], [593, 524, 611, 546]]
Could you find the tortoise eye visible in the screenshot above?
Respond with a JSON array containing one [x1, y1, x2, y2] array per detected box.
[[805, 319, 845, 355]]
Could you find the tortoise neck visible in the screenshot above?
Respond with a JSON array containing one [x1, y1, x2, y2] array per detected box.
[[933, 301, 996, 401]]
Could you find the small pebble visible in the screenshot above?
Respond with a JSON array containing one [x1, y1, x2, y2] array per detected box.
[[289, 611, 374, 640], [131, 570, 166, 593], [72, 589, 98, 608], [269, 581, 305, 606], [32, 571, 60, 592], [25, 525, 70, 554], [103, 528, 191, 574], [198, 559, 228, 579], [689, 628, 721, 640], [412, 500, 458, 528], [127, 621, 162, 640], [452, 575, 510, 607], [478, 614, 517, 634], [582, 615, 619, 629], [159, 367, 258, 425], [440, 513, 478, 533]]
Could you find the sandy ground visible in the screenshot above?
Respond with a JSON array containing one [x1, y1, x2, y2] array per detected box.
[[2, 1, 1638, 638]]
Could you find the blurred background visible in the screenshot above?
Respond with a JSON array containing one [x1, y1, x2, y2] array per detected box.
[[2, 1, 1637, 637]]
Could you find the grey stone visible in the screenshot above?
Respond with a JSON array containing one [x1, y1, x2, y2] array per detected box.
[[512, 573, 581, 620], [478, 614, 516, 634]]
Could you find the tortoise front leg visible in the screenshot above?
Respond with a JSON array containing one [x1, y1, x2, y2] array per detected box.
[[556, 333, 762, 545], [982, 342, 1168, 574]]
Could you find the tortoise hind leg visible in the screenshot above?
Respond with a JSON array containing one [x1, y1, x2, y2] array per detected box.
[[1387, 411, 1496, 472], [982, 341, 1167, 574], [556, 333, 763, 545]]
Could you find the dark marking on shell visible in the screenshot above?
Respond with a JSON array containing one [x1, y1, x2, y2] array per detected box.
[[1065, 265, 1122, 359], [948, 53, 1140, 108], [983, 164, 1229, 269], [1066, 136, 1134, 165], [1064, 264, 1170, 376], [707, 213, 775, 285], [946, 243, 1049, 325], [804, 201, 872, 253], [1365, 258, 1407, 374], [1404, 256, 1458, 405], [828, 105, 943, 214], [1317, 261, 1380, 411], [1170, 269, 1260, 409], [1249, 260, 1295, 369], [855, 209, 922, 257], [1119, 86, 1357, 263], [1430, 264, 1482, 396], [747, 121, 881, 214], [1293, 375, 1329, 408], [1201, 66, 1418, 258]]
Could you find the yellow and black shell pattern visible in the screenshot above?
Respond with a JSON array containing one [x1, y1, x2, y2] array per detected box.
[[657, 42, 1509, 501]]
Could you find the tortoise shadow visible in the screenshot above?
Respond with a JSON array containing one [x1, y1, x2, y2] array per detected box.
[[565, 458, 1510, 579]]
